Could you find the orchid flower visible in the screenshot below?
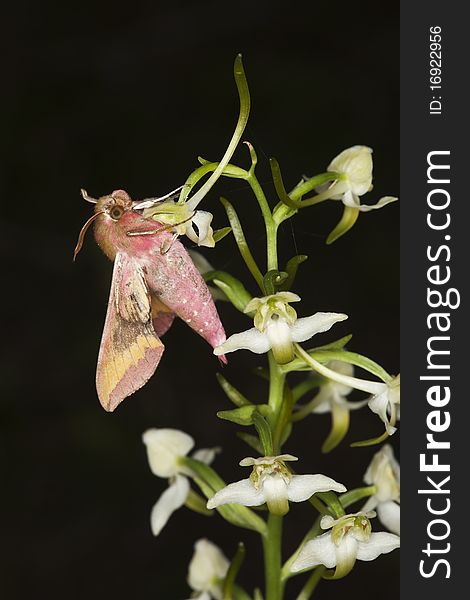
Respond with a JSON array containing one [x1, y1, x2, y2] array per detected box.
[[317, 145, 398, 212], [295, 350, 400, 437], [290, 511, 400, 578], [134, 195, 215, 247], [213, 292, 347, 364], [185, 539, 229, 600], [142, 428, 217, 536], [207, 454, 346, 516], [362, 445, 400, 534], [308, 360, 368, 452], [368, 375, 401, 435]]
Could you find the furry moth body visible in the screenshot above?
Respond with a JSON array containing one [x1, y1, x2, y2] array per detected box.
[[75, 189, 226, 411]]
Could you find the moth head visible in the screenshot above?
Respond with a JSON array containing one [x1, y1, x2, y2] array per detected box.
[[73, 189, 136, 260], [95, 189, 133, 220]]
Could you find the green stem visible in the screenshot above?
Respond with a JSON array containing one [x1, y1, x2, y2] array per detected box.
[[295, 567, 325, 600], [267, 352, 286, 447], [263, 514, 283, 600], [185, 54, 250, 211], [289, 173, 342, 202], [247, 172, 278, 272]]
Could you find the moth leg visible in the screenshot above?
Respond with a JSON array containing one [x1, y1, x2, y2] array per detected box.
[[126, 212, 196, 238], [160, 233, 179, 255]]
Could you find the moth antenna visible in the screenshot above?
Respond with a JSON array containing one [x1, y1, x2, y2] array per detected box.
[[73, 211, 105, 261], [81, 188, 98, 204]]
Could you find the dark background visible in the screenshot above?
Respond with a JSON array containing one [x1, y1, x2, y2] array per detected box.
[[2, 1, 399, 598]]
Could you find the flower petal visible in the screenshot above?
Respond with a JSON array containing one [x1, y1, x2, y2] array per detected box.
[[207, 478, 266, 509], [368, 390, 396, 435], [189, 210, 215, 247], [341, 189, 361, 208], [290, 312, 348, 343], [192, 447, 220, 465], [322, 402, 350, 453], [287, 474, 346, 502], [188, 539, 229, 598], [328, 146, 373, 196], [291, 532, 337, 571], [150, 475, 189, 536], [356, 531, 400, 561], [262, 474, 290, 515], [357, 196, 398, 212], [311, 386, 335, 414], [265, 319, 294, 364], [143, 428, 194, 478], [377, 501, 400, 535], [334, 535, 359, 576], [213, 328, 271, 356]]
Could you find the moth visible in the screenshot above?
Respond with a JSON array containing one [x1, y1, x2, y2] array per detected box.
[[74, 188, 226, 412]]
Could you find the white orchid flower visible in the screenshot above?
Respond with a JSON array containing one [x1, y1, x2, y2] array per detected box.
[[291, 511, 400, 577], [185, 539, 229, 600], [213, 292, 347, 365], [137, 196, 215, 247], [368, 375, 400, 434], [362, 445, 400, 534], [317, 145, 397, 212], [207, 454, 346, 516], [142, 428, 217, 536], [309, 360, 368, 452], [294, 349, 401, 437]]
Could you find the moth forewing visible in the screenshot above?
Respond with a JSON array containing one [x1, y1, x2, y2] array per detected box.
[[96, 252, 164, 411]]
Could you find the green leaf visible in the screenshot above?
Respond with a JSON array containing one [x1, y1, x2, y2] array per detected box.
[[217, 404, 271, 426], [310, 334, 352, 352], [340, 486, 377, 509], [252, 412, 274, 456], [237, 432, 264, 454], [223, 543, 246, 600], [263, 269, 288, 294], [197, 157, 248, 179], [273, 386, 295, 452], [183, 457, 267, 536], [316, 491, 345, 518], [216, 373, 251, 407], [185, 488, 214, 516], [350, 429, 390, 448], [292, 376, 324, 402], [326, 206, 360, 244], [281, 255, 308, 290], [220, 196, 264, 289], [194, 476, 267, 535], [203, 269, 252, 313], [213, 227, 232, 243], [270, 157, 301, 209]]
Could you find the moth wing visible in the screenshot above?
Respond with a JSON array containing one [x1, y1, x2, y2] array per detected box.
[[96, 252, 164, 411], [151, 296, 176, 337]]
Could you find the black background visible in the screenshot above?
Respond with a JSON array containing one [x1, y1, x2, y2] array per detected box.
[[2, 1, 399, 598]]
